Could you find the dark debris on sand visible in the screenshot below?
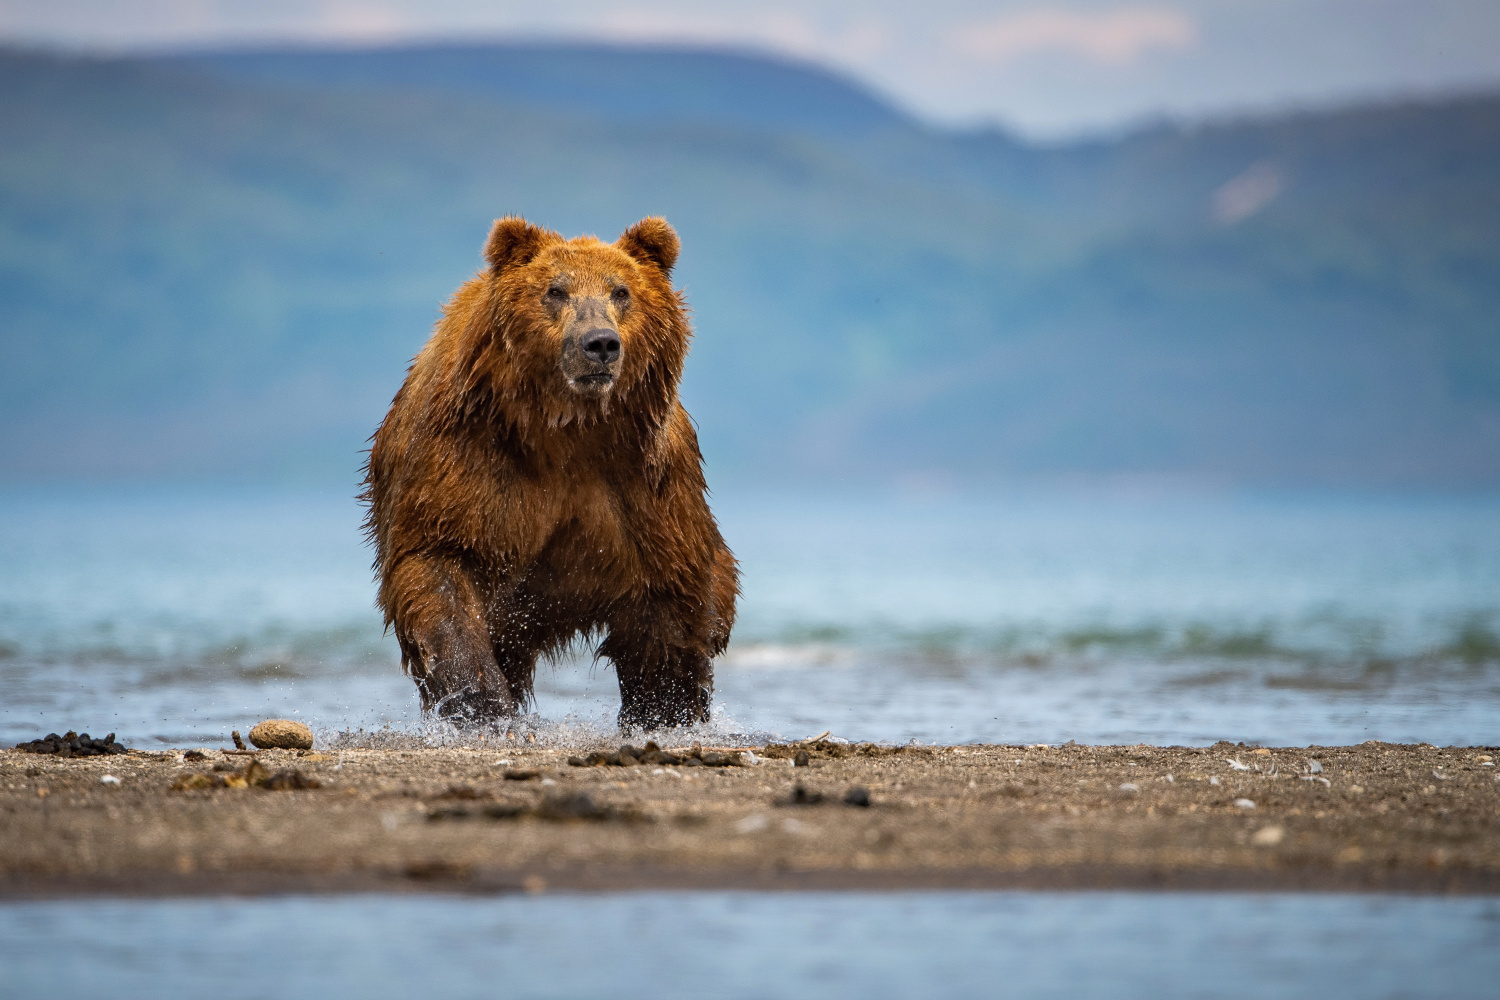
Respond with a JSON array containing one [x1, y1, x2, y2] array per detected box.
[[169, 758, 320, 792], [783, 783, 873, 807], [763, 740, 911, 760], [566, 738, 914, 770], [568, 741, 749, 768], [15, 731, 128, 757], [428, 791, 647, 824]]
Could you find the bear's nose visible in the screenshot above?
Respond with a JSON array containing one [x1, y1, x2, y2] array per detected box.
[[581, 329, 621, 365]]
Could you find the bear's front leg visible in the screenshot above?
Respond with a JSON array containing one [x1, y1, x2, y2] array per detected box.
[[602, 602, 714, 732], [387, 554, 517, 725]]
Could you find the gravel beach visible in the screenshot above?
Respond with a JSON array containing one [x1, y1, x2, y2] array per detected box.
[[3, 739, 1497, 897]]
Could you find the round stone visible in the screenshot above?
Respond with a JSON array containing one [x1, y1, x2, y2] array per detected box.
[[247, 719, 313, 750]]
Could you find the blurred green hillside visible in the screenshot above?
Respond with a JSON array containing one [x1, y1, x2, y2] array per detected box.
[[2, 44, 1497, 487]]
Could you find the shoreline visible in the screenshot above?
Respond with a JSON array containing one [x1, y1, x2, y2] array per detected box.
[[5, 862, 1497, 901], [4, 740, 1497, 899]]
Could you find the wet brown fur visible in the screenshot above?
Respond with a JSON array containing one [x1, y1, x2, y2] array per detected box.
[[363, 217, 738, 730]]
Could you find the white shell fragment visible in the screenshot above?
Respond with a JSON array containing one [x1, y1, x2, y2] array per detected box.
[[1119, 783, 1140, 793], [734, 813, 769, 834], [100, 774, 121, 785], [1228, 759, 1252, 771], [1233, 798, 1256, 809], [1250, 825, 1285, 847]]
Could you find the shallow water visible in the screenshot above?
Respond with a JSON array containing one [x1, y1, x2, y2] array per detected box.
[[2, 891, 1497, 999], [1, 485, 1498, 748]]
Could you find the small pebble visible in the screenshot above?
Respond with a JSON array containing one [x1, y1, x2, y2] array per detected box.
[[1234, 798, 1256, 809], [1250, 825, 1285, 847], [790, 784, 824, 805], [100, 775, 121, 785], [1119, 783, 1139, 793], [843, 786, 871, 807], [261, 769, 320, 791], [793, 750, 810, 767]]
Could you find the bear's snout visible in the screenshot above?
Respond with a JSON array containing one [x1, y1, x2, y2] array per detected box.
[[580, 329, 621, 365], [560, 310, 623, 396]]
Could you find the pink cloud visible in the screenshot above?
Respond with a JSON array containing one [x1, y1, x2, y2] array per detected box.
[[952, 6, 1196, 66]]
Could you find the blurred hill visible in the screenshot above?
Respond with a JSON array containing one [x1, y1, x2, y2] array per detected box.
[[1, 43, 1497, 487]]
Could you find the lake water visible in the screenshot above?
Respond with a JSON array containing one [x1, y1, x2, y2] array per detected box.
[[2, 890, 1498, 999], [4, 485, 1498, 996], [1, 485, 1498, 749]]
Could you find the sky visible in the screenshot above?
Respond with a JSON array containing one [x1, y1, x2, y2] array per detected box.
[[2, 0, 1499, 137]]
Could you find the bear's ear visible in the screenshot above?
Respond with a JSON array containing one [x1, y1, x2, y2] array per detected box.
[[617, 217, 680, 276], [484, 216, 546, 272]]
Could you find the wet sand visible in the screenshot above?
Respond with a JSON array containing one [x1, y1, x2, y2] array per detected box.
[[3, 740, 1497, 897]]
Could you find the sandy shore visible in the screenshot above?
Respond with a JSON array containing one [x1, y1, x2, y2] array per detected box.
[[2, 739, 1497, 897]]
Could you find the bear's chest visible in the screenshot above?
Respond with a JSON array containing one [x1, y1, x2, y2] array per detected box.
[[513, 473, 642, 578]]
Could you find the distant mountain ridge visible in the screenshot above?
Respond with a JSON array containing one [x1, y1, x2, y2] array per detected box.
[[1, 43, 1497, 486], [160, 42, 913, 136]]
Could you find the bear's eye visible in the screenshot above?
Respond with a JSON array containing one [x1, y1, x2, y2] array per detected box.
[[611, 287, 630, 303], [545, 286, 568, 302]]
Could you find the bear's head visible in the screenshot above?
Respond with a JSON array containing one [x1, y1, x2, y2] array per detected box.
[[473, 216, 687, 428]]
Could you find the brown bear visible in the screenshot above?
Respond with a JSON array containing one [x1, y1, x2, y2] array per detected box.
[[363, 216, 738, 731]]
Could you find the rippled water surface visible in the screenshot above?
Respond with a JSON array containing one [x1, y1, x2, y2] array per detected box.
[[2, 486, 1498, 747], [3, 891, 1498, 999]]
